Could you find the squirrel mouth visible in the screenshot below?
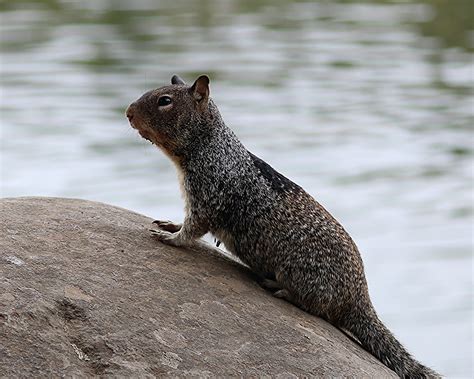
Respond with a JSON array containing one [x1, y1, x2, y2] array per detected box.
[[137, 129, 154, 144], [126, 105, 155, 144], [128, 120, 155, 145]]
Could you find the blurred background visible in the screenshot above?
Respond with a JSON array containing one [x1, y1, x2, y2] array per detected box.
[[0, 0, 472, 376]]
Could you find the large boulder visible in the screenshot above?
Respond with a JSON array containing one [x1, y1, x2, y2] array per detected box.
[[0, 197, 396, 377]]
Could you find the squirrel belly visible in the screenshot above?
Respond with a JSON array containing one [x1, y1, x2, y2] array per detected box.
[[126, 74, 440, 378]]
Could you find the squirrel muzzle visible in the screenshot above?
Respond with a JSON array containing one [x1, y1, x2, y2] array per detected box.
[[126, 101, 155, 144]]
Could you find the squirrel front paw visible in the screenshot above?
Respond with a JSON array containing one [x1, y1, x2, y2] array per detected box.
[[150, 228, 182, 247], [152, 220, 182, 233]]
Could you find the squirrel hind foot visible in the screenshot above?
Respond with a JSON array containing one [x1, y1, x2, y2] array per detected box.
[[258, 278, 283, 291], [273, 289, 295, 304], [256, 277, 296, 304]]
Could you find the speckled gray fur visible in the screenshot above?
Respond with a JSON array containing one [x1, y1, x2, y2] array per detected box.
[[126, 74, 439, 379]]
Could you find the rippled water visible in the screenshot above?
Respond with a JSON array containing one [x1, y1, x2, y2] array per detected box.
[[1, 0, 472, 376]]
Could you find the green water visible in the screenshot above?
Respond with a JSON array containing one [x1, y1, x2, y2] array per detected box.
[[1, 0, 473, 376]]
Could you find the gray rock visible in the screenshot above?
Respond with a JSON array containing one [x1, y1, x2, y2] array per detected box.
[[0, 197, 396, 378]]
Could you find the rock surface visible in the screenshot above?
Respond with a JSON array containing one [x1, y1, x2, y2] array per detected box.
[[0, 197, 396, 378]]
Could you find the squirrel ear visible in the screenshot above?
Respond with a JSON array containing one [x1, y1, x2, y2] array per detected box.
[[191, 75, 210, 103], [171, 75, 186, 85]]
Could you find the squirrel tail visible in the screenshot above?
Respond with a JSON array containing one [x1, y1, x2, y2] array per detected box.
[[341, 306, 439, 378]]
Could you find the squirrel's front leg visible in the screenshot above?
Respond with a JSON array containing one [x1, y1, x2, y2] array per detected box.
[[150, 215, 207, 248]]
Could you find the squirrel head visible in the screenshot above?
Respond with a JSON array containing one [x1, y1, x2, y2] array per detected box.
[[126, 74, 214, 163]]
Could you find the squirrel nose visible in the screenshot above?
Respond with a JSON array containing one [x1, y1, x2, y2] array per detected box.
[[126, 103, 136, 121]]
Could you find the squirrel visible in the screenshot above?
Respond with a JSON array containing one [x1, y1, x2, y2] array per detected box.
[[126, 74, 439, 378]]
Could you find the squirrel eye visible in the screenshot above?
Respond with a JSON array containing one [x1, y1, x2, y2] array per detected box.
[[158, 96, 172, 106]]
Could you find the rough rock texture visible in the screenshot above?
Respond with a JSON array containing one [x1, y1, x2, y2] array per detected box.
[[0, 197, 396, 378]]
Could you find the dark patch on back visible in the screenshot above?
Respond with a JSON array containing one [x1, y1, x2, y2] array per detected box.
[[248, 151, 303, 194]]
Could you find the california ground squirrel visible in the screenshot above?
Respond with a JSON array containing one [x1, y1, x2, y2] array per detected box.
[[126, 74, 439, 378]]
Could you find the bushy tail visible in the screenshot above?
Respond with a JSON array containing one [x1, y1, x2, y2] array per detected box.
[[341, 307, 440, 378]]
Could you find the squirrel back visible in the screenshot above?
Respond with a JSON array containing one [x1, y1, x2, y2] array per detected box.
[[126, 74, 439, 378]]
